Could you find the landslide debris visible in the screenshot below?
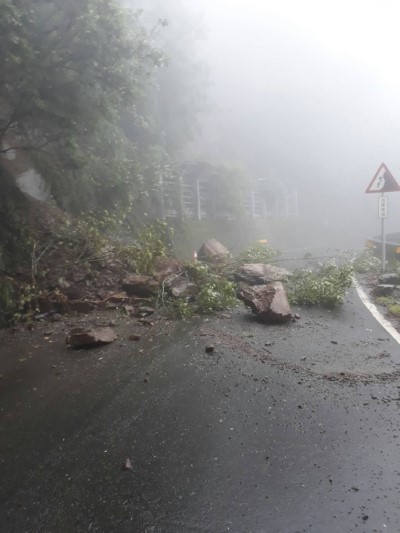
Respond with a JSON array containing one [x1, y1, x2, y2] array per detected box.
[[0, 209, 355, 329]]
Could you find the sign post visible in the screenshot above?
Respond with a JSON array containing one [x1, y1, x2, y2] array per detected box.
[[379, 195, 388, 271], [366, 163, 400, 273]]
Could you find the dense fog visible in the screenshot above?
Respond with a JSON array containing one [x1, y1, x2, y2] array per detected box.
[[136, 0, 400, 247]]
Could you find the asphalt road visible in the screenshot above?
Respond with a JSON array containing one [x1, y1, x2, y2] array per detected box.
[[1, 286, 400, 532]]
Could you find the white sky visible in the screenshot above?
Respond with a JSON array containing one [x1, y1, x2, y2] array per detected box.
[[194, 0, 400, 166], [198, 0, 400, 91], [184, 0, 400, 239], [272, 0, 400, 89]]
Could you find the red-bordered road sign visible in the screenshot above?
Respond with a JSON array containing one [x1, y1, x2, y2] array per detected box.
[[366, 163, 400, 193]]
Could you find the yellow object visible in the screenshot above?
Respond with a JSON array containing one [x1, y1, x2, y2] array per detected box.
[[258, 239, 268, 244]]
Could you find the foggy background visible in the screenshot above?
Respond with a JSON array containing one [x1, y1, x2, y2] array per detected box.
[[179, 0, 400, 246], [129, 0, 400, 248]]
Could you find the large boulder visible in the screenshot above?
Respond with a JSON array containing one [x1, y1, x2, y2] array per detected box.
[[153, 257, 182, 282], [372, 284, 396, 297], [197, 239, 230, 263], [235, 263, 290, 285], [238, 282, 292, 323], [122, 274, 160, 297], [379, 272, 400, 285]]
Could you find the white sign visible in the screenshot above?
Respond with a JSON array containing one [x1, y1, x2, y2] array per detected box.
[[379, 196, 388, 218]]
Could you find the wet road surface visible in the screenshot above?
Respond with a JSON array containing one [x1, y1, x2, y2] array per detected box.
[[1, 287, 400, 532]]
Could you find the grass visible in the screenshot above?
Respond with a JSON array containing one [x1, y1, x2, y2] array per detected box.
[[375, 296, 395, 306], [389, 304, 400, 316]]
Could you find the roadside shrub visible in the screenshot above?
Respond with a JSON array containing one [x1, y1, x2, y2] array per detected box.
[[185, 262, 209, 284], [165, 298, 194, 320], [110, 220, 174, 274], [375, 296, 395, 306], [389, 303, 400, 316], [196, 277, 237, 313], [0, 279, 16, 327], [0, 279, 41, 326], [129, 221, 173, 274], [286, 262, 354, 308], [161, 262, 238, 318], [238, 242, 280, 264], [34, 215, 173, 276], [352, 247, 381, 274], [185, 262, 238, 313]]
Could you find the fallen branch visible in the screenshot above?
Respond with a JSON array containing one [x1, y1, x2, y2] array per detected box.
[[69, 293, 152, 306]]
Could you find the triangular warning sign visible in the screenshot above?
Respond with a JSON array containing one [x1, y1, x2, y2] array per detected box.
[[366, 163, 400, 193]]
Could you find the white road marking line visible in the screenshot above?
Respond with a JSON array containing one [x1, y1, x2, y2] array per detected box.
[[353, 278, 400, 345]]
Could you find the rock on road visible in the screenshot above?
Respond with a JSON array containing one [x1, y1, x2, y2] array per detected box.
[[1, 286, 400, 532]]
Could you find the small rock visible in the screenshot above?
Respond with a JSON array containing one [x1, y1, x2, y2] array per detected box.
[[167, 277, 193, 299], [135, 306, 155, 317], [69, 301, 94, 313], [143, 377, 149, 383], [128, 334, 141, 341], [108, 291, 129, 303], [138, 318, 154, 326], [122, 458, 133, 471], [66, 327, 117, 348], [106, 302, 119, 310], [34, 313, 49, 321], [331, 340, 338, 345], [205, 345, 215, 353]]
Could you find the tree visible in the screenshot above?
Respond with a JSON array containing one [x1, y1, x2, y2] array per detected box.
[[124, 0, 209, 155], [0, 0, 163, 212]]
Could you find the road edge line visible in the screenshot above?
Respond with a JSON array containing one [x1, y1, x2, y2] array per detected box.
[[353, 277, 400, 345]]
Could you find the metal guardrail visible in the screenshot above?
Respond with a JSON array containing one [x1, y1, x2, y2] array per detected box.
[[159, 175, 299, 221]]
